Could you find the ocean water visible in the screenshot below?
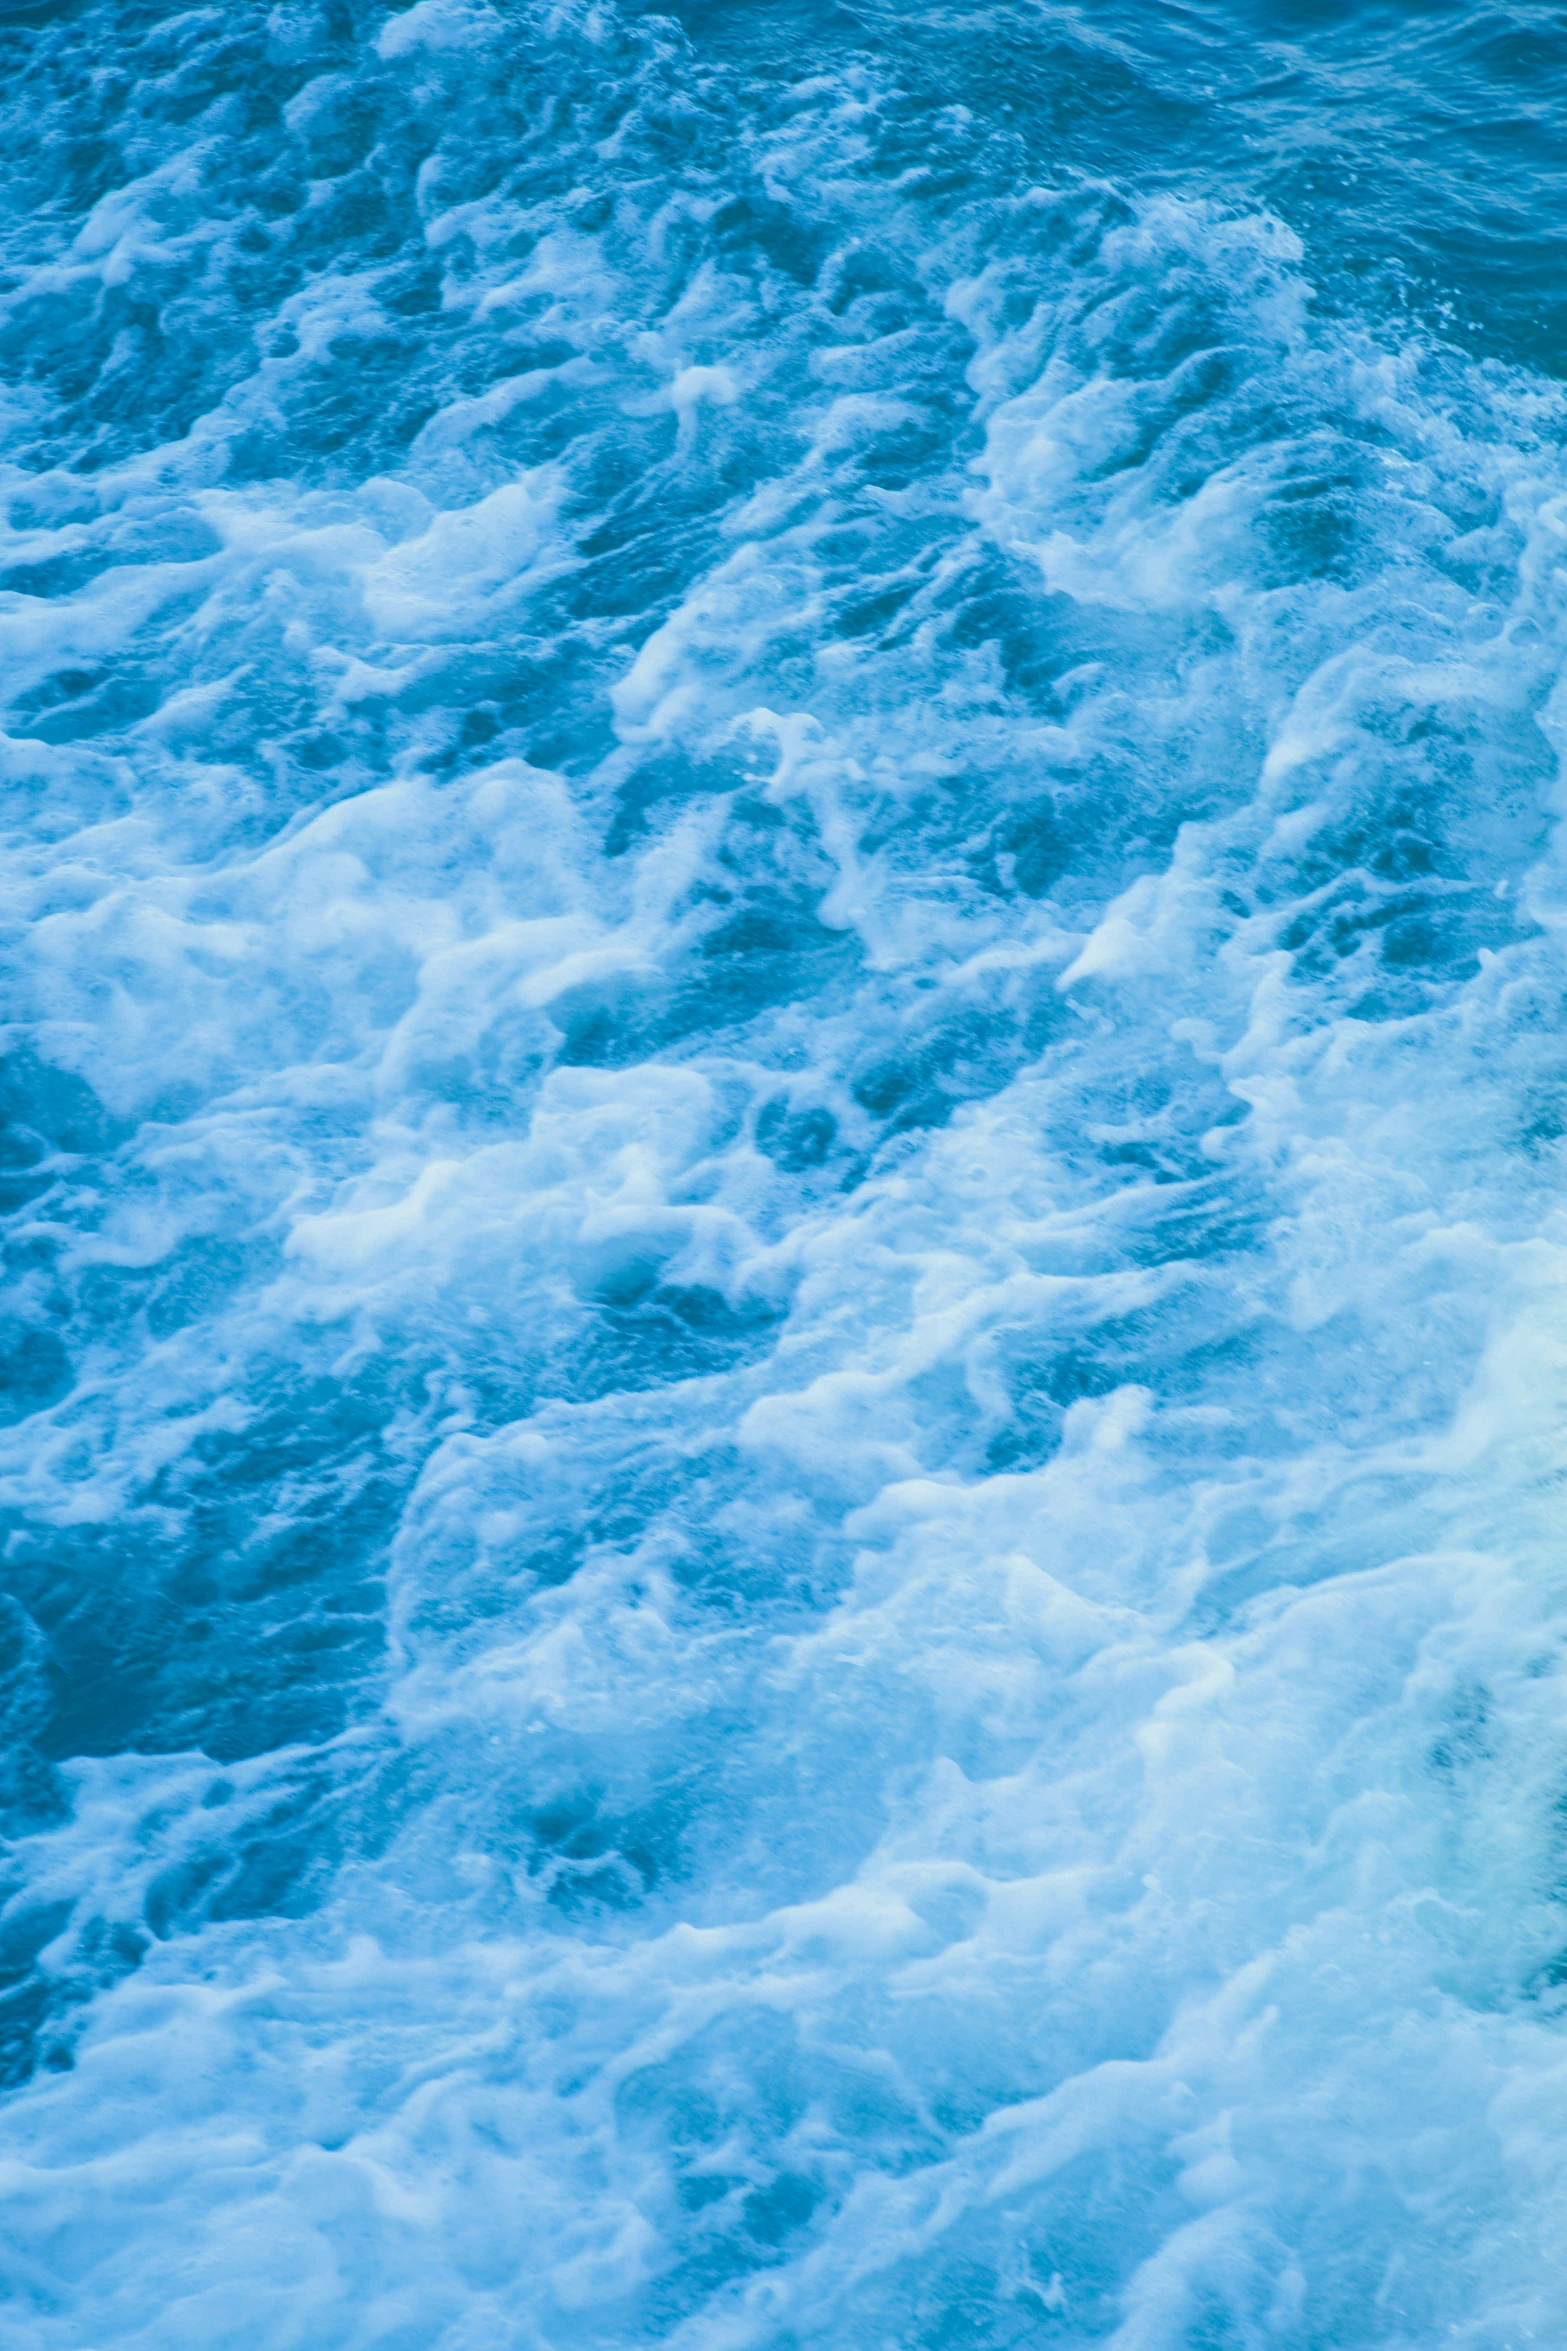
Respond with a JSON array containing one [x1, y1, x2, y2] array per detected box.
[[4, 1, 1567, 2342]]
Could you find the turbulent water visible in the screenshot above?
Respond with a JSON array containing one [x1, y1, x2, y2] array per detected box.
[[7, 1, 1567, 2342]]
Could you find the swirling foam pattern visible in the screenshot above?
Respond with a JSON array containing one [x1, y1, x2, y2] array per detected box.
[[4, 2, 1567, 2343]]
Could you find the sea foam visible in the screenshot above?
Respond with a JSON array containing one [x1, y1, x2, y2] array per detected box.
[[3, 2, 1567, 2344]]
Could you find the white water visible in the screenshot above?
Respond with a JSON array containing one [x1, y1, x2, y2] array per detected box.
[[5, 5, 1567, 2344]]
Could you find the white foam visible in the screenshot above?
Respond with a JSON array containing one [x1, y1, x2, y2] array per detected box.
[[4, 5, 1567, 2344]]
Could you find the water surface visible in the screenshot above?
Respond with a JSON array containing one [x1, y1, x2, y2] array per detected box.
[[4, 3, 1567, 2344]]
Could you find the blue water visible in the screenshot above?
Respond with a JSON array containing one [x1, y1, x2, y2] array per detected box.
[[4, 1, 1567, 2342]]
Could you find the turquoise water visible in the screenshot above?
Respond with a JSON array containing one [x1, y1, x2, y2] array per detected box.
[[4, 2, 1567, 2342]]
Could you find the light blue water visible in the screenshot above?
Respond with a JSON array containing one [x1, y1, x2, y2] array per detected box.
[[4, 2, 1567, 2342]]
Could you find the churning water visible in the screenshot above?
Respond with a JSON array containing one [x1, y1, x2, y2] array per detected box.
[[4, 2, 1567, 2342]]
